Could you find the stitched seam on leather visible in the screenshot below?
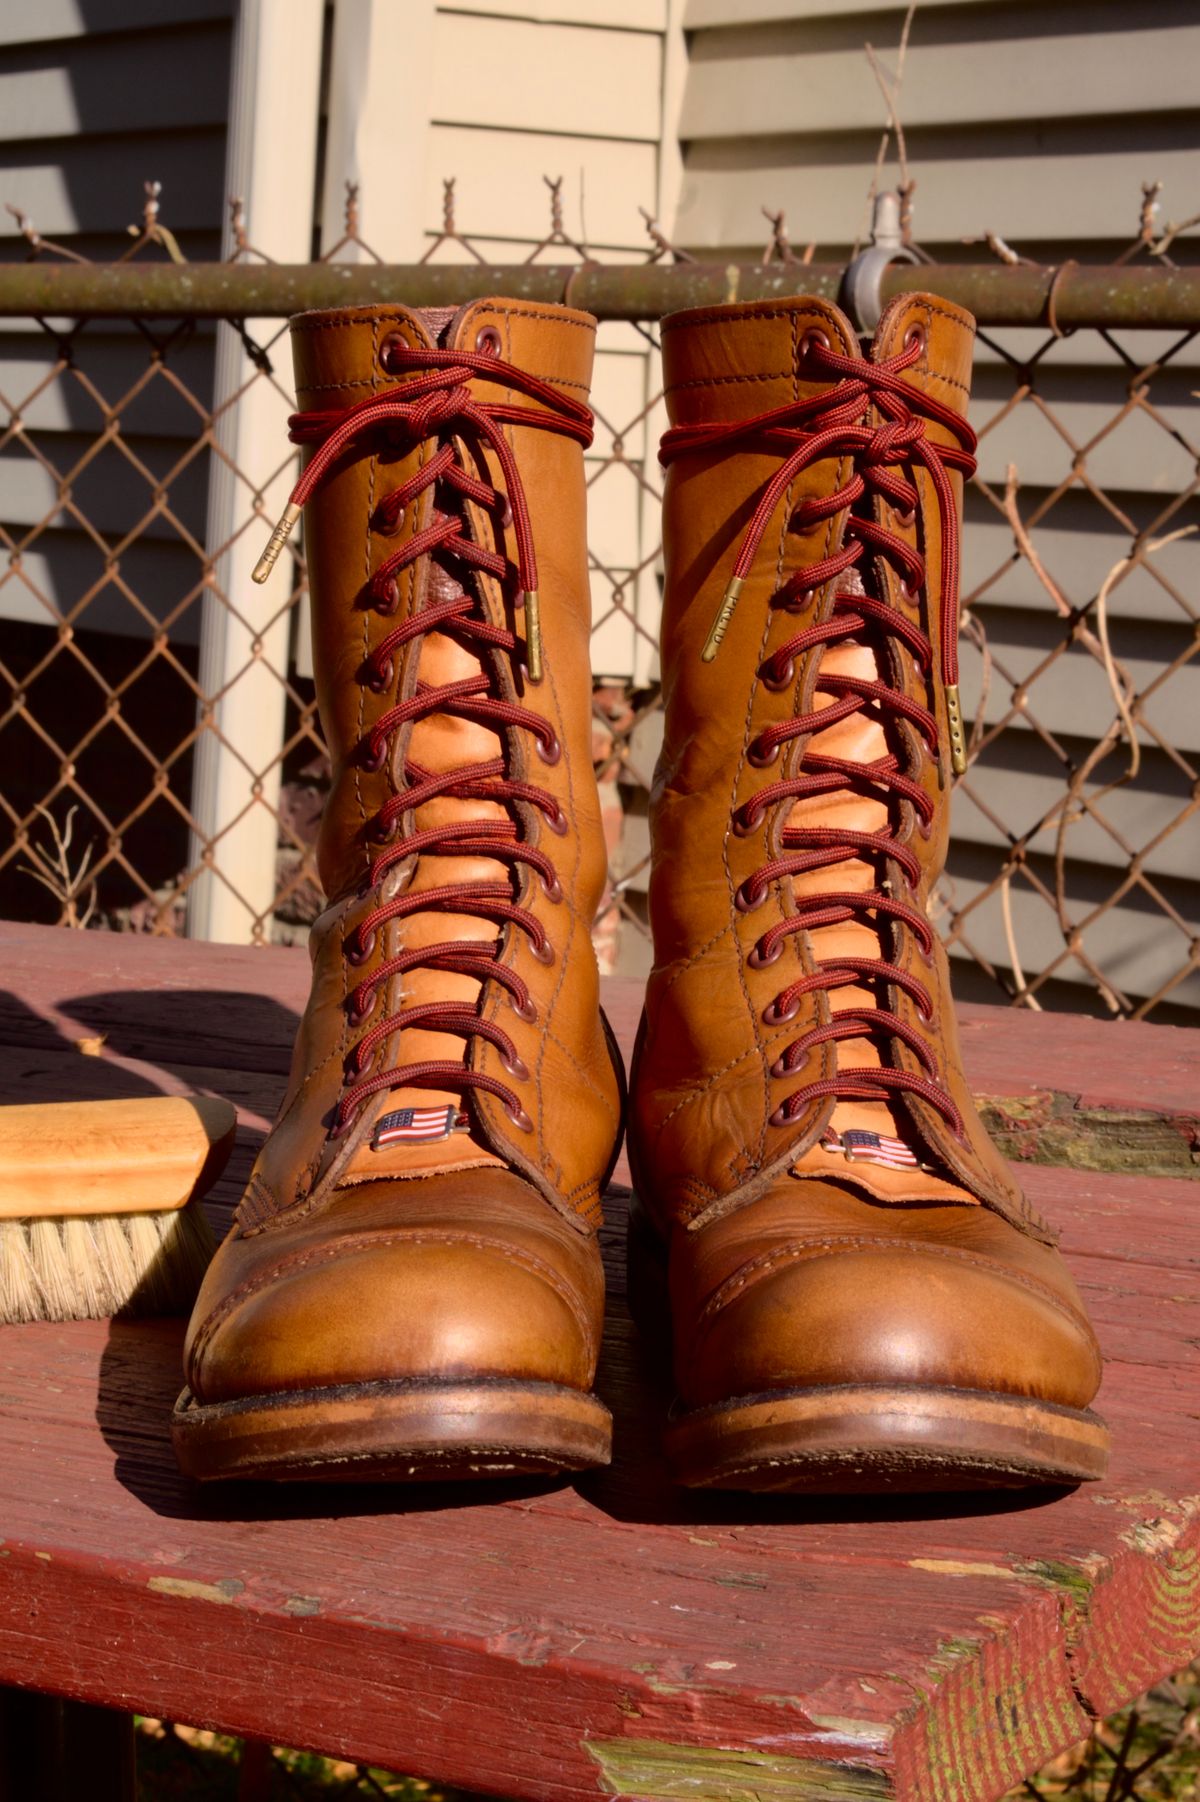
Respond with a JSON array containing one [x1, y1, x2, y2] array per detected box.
[[544, 1024, 620, 1130], [654, 1043, 766, 1133], [696, 1236, 1092, 1336], [191, 1228, 593, 1372]]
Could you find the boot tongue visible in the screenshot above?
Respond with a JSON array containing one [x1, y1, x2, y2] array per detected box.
[[417, 307, 459, 346], [339, 314, 512, 1184], [785, 554, 976, 1206]]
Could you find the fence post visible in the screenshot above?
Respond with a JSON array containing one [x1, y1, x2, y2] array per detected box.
[[186, 0, 325, 944]]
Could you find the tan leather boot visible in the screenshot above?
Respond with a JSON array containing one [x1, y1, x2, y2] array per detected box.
[[173, 301, 622, 1482], [629, 294, 1108, 1492]]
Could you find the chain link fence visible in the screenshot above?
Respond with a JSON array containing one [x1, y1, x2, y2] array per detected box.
[[0, 178, 1197, 1019]]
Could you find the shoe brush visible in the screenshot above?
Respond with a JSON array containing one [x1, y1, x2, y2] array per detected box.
[[0, 1095, 235, 1324]]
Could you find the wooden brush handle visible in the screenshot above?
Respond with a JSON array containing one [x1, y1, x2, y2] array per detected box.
[[0, 1096, 237, 1220]]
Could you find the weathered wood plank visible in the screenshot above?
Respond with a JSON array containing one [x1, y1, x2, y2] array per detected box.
[[0, 922, 1195, 1802]]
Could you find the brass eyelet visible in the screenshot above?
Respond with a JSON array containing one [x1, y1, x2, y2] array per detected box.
[[903, 322, 927, 355], [761, 656, 795, 692], [475, 325, 502, 357], [366, 656, 394, 693], [763, 994, 800, 1026], [530, 937, 555, 966], [501, 1048, 530, 1082], [348, 990, 377, 1029], [747, 938, 784, 970], [545, 805, 569, 837], [769, 1101, 796, 1128], [510, 992, 538, 1023], [379, 333, 405, 373], [735, 879, 767, 914], [535, 732, 562, 767], [732, 804, 765, 838], [769, 1051, 798, 1080], [346, 929, 377, 968], [799, 327, 831, 366], [748, 738, 781, 769], [361, 738, 388, 775], [374, 578, 401, 616], [541, 870, 564, 904], [505, 1100, 534, 1132]]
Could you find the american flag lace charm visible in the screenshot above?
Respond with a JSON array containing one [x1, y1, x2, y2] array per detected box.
[[821, 1127, 921, 1171], [372, 1105, 468, 1151]]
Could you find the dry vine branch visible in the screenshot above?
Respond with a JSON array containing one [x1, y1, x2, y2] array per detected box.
[[19, 805, 98, 929], [853, 1, 917, 257]]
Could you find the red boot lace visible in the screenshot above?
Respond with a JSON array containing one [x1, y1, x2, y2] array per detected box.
[[256, 341, 593, 1140], [659, 329, 977, 1138]]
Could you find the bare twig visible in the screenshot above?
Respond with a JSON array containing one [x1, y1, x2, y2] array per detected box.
[[19, 805, 98, 929], [853, 2, 917, 257]]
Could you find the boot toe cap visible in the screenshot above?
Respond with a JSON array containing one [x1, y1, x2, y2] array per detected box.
[[186, 1191, 602, 1405], [684, 1239, 1102, 1412]]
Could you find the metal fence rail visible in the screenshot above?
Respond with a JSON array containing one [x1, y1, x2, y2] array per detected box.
[[1, 183, 1197, 1019]]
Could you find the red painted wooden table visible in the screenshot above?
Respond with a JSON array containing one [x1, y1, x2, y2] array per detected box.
[[0, 920, 1197, 1802]]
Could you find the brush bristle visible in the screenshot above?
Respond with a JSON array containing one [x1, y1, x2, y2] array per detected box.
[[0, 1202, 217, 1324]]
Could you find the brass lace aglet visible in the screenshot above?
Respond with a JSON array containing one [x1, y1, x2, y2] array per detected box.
[[701, 576, 743, 662], [945, 683, 968, 776], [523, 589, 543, 683], [252, 501, 302, 585]]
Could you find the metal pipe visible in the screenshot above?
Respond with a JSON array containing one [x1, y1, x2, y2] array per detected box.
[[2, 259, 1199, 328]]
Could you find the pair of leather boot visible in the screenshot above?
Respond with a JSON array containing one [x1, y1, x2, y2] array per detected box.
[[172, 294, 1108, 1493]]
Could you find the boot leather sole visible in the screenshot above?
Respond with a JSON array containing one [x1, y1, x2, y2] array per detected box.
[[171, 1377, 611, 1483], [665, 1383, 1111, 1493]]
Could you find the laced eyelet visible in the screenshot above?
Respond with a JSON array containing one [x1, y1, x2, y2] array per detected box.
[[763, 994, 800, 1026], [897, 577, 917, 602], [747, 938, 784, 970], [530, 936, 555, 966], [505, 1100, 534, 1132], [361, 738, 388, 775], [545, 805, 569, 837], [346, 929, 377, 967], [510, 992, 538, 1023], [475, 325, 502, 357], [348, 989, 377, 1029], [769, 1051, 798, 1080], [782, 588, 815, 614], [501, 1048, 530, 1081], [370, 812, 399, 843], [541, 871, 563, 904], [366, 656, 394, 693], [761, 657, 795, 692], [769, 1101, 796, 1128], [379, 333, 404, 373], [374, 578, 401, 616], [732, 804, 766, 838], [499, 496, 513, 529], [535, 732, 562, 766], [916, 996, 935, 1024], [903, 322, 927, 356], [735, 879, 767, 914], [799, 327, 831, 366], [893, 505, 916, 529], [328, 1111, 354, 1141], [748, 738, 781, 769]]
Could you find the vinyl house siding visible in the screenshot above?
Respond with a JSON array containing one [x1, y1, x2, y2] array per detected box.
[[665, 0, 1200, 1013]]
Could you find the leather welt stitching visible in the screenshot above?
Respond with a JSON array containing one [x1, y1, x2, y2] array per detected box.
[[695, 1236, 1094, 1339], [191, 1229, 593, 1375]]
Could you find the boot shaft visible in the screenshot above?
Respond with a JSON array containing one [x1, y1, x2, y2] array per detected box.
[[633, 294, 1043, 1240], [238, 302, 619, 1227], [289, 302, 605, 909]]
